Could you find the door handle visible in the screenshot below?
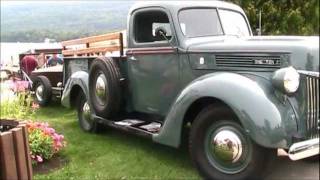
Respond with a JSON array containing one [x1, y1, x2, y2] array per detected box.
[[129, 56, 138, 61]]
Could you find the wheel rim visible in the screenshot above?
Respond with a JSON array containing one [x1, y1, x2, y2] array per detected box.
[[95, 73, 107, 105], [81, 101, 93, 129], [205, 124, 252, 174], [36, 84, 44, 102]]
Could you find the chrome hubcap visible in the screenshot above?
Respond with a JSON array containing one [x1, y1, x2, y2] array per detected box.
[[95, 74, 107, 105], [80, 101, 93, 130], [36, 85, 44, 101], [82, 102, 91, 121], [211, 130, 243, 163], [205, 125, 250, 174]]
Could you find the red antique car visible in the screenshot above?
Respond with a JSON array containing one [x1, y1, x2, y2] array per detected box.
[[19, 48, 63, 106]]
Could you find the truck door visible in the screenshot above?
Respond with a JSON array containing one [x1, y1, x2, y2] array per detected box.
[[127, 8, 179, 117]]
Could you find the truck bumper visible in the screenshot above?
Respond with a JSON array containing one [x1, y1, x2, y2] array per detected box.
[[284, 138, 319, 160]]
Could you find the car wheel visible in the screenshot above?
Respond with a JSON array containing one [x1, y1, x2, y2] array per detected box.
[[33, 76, 52, 106], [189, 105, 266, 180], [89, 57, 122, 119], [77, 91, 104, 132]]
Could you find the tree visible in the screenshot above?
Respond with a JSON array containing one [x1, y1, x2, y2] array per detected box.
[[226, 0, 319, 35]]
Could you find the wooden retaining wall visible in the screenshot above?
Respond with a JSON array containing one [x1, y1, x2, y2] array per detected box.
[[0, 123, 33, 180]]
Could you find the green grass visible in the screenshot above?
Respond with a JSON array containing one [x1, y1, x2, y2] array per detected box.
[[17, 103, 200, 179]]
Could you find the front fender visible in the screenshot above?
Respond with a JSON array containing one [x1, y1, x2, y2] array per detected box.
[[153, 72, 297, 149], [61, 71, 89, 108]]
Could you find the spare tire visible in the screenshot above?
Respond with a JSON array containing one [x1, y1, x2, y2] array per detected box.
[[89, 57, 122, 119], [33, 75, 52, 106]]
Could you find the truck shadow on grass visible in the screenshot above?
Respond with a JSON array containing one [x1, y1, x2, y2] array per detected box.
[[96, 127, 319, 180], [34, 105, 319, 179]]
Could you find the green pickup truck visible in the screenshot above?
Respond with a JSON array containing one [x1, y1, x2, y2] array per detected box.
[[60, 1, 319, 179]]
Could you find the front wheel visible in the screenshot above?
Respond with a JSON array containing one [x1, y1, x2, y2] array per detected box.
[[189, 106, 267, 180]]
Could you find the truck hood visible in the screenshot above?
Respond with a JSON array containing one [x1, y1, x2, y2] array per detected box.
[[186, 36, 319, 72]]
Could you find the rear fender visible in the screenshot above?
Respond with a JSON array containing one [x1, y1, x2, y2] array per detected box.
[[61, 71, 89, 108]]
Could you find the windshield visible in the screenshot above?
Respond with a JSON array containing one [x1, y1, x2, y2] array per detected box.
[[219, 9, 250, 37], [178, 8, 250, 38], [178, 9, 223, 38]]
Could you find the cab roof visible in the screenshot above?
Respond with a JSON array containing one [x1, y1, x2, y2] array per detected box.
[[129, 1, 244, 15]]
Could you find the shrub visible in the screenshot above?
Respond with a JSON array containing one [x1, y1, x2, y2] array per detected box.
[[26, 122, 66, 165], [0, 80, 39, 119]]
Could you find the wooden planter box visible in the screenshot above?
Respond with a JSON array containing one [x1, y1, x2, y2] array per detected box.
[[0, 120, 33, 180]]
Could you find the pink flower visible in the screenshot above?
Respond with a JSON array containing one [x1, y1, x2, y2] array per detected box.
[[32, 102, 40, 110], [44, 127, 55, 135], [8, 80, 30, 92], [36, 155, 43, 163], [36, 122, 41, 127]]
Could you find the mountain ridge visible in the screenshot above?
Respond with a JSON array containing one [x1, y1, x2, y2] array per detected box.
[[1, 1, 134, 42]]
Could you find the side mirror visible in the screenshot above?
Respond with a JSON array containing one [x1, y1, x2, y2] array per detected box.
[[155, 27, 167, 39]]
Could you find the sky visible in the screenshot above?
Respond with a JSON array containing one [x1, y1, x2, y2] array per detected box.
[[1, 0, 137, 5]]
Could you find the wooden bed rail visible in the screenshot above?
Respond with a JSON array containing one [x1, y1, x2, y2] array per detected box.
[[61, 31, 124, 57]]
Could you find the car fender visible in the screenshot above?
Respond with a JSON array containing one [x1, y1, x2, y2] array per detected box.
[[153, 72, 296, 149], [61, 71, 89, 108]]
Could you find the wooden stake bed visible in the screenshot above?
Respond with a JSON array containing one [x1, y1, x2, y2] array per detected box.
[[61, 31, 124, 57]]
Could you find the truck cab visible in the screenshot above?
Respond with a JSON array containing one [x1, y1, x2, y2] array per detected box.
[[61, 1, 319, 180]]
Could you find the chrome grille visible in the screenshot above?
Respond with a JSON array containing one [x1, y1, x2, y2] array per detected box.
[[303, 72, 320, 139], [215, 54, 281, 69]]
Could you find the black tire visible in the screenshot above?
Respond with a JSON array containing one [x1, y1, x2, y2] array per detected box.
[[77, 91, 104, 133], [189, 105, 266, 180], [89, 57, 122, 119], [33, 75, 52, 106]]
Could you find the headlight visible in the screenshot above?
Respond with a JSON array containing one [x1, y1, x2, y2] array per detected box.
[[272, 66, 300, 94]]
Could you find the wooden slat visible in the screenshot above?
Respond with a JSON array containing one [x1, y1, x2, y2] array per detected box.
[[63, 46, 120, 56], [61, 32, 121, 47], [0, 132, 2, 179], [119, 33, 124, 56], [0, 132, 18, 180], [18, 124, 33, 180], [12, 128, 29, 180]]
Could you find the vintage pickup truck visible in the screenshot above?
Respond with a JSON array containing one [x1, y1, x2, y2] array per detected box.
[[60, 1, 319, 180]]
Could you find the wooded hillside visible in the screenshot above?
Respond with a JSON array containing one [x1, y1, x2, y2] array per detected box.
[[1, 1, 318, 42]]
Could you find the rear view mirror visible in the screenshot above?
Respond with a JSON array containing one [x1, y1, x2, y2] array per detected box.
[[155, 27, 167, 39]]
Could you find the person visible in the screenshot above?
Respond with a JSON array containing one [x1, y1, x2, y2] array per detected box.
[[21, 55, 38, 75], [47, 54, 63, 67], [36, 53, 46, 68]]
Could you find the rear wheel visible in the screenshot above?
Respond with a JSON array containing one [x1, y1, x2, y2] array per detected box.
[[77, 91, 104, 133], [189, 106, 266, 180], [33, 76, 52, 106], [89, 57, 122, 119]]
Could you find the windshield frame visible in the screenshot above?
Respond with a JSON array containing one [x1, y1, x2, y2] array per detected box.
[[177, 7, 252, 38]]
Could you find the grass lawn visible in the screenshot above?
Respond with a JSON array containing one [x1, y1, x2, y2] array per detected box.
[[25, 103, 200, 179]]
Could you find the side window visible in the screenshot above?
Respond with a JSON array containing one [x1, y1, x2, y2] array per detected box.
[[134, 10, 172, 43]]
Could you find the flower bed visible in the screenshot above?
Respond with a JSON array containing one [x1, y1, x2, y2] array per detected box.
[[1, 79, 38, 119], [26, 122, 66, 165], [1, 79, 67, 173]]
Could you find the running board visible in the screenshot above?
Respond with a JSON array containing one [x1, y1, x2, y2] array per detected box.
[[93, 115, 162, 139]]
